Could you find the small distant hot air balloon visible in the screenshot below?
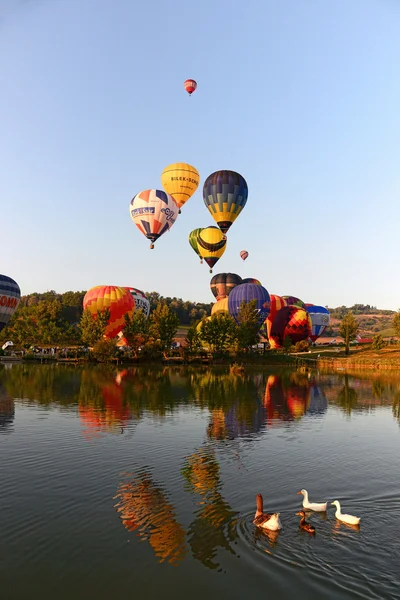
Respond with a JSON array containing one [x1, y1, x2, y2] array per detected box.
[[307, 305, 330, 342], [161, 163, 200, 213], [240, 250, 249, 261], [197, 226, 227, 273], [189, 228, 204, 263], [129, 189, 179, 249], [210, 273, 242, 301], [83, 286, 135, 339], [203, 170, 248, 233], [242, 278, 261, 286], [125, 287, 150, 318], [270, 306, 312, 348], [228, 283, 271, 329], [184, 79, 197, 95], [0, 274, 21, 332]]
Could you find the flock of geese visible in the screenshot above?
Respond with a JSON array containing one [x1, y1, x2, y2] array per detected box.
[[254, 489, 361, 534]]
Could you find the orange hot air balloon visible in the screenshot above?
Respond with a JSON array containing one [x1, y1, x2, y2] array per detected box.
[[263, 295, 287, 340], [184, 79, 197, 95], [83, 285, 135, 339]]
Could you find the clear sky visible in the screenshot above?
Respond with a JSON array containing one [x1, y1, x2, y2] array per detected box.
[[1, 0, 400, 309]]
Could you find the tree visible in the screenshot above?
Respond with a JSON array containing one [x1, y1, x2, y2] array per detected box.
[[372, 334, 385, 351], [235, 300, 261, 351], [123, 310, 150, 357], [339, 312, 358, 355], [199, 314, 237, 355], [283, 335, 293, 354], [185, 324, 203, 354], [80, 308, 110, 346], [393, 310, 400, 339], [91, 338, 116, 362], [150, 302, 179, 355]]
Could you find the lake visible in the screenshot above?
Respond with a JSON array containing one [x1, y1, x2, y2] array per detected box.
[[0, 363, 399, 599]]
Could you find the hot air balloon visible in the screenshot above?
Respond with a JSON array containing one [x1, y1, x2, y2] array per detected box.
[[269, 306, 312, 348], [242, 278, 261, 286], [161, 163, 199, 213], [189, 228, 204, 264], [129, 189, 179, 249], [197, 226, 227, 273], [184, 79, 197, 95], [125, 287, 150, 318], [282, 296, 306, 309], [211, 297, 229, 316], [307, 305, 330, 342], [203, 170, 248, 233], [228, 283, 271, 328], [210, 273, 242, 301], [263, 294, 287, 340], [240, 250, 249, 261], [83, 285, 135, 339], [0, 274, 21, 332]]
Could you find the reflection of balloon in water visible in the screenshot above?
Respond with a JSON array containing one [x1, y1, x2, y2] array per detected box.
[[242, 278, 261, 286], [282, 296, 306, 309], [264, 374, 310, 423], [210, 272, 242, 301], [211, 297, 229, 315], [161, 163, 199, 213], [83, 285, 135, 339], [0, 274, 21, 332], [189, 228, 204, 263], [125, 287, 150, 318], [307, 383, 328, 415], [240, 250, 248, 261], [197, 226, 227, 273], [203, 170, 248, 233], [263, 294, 287, 340], [184, 79, 197, 95], [307, 305, 330, 342], [228, 283, 271, 328], [0, 384, 14, 431], [270, 306, 312, 348], [130, 189, 179, 249]]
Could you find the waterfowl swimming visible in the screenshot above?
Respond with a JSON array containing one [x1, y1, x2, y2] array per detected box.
[[253, 493, 282, 531], [331, 500, 360, 526], [298, 489, 327, 512], [296, 510, 315, 534]]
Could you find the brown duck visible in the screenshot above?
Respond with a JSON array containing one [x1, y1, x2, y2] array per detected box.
[[296, 510, 316, 534]]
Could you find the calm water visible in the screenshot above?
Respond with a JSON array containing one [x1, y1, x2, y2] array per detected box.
[[1, 364, 399, 600]]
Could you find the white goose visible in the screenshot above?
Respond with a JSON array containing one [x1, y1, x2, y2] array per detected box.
[[331, 500, 360, 526], [298, 489, 327, 512]]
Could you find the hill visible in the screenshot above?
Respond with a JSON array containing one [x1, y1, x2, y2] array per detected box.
[[324, 304, 396, 338]]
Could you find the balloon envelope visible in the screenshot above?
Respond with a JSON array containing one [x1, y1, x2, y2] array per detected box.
[[83, 285, 135, 339], [240, 250, 249, 261], [263, 294, 287, 339], [282, 296, 306, 309], [197, 226, 227, 271], [242, 278, 261, 286], [203, 170, 248, 233], [228, 283, 271, 328], [184, 79, 197, 95], [125, 287, 150, 319], [188, 228, 203, 263], [211, 297, 229, 315], [0, 274, 21, 332], [270, 306, 312, 348], [130, 189, 179, 248], [307, 305, 330, 342], [161, 163, 199, 210], [210, 273, 242, 301]]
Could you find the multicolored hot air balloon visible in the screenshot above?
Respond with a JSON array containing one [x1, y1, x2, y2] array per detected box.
[[197, 226, 227, 273], [242, 278, 261, 286], [240, 250, 249, 261], [203, 170, 248, 233], [161, 163, 199, 213], [125, 287, 150, 318], [83, 285, 135, 339], [0, 274, 21, 332], [307, 305, 330, 342], [130, 189, 179, 249], [228, 283, 270, 328], [269, 306, 312, 348], [211, 297, 229, 316], [263, 294, 287, 340], [282, 296, 306, 309], [189, 228, 204, 263], [184, 79, 197, 95], [210, 273, 242, 301]]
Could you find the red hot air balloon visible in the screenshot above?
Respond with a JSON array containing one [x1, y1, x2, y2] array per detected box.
[[240, 250, 249, 261], [184, 79, 197, 95]]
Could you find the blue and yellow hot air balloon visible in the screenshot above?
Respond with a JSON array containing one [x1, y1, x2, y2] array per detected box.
[[203, 170, 248, 233], [197, 227, 227, 273]]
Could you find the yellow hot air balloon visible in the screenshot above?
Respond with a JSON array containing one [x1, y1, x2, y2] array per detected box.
[[161, 163, 200, 213], [197, 226, 227, 273], [211, 298, 229, 315]]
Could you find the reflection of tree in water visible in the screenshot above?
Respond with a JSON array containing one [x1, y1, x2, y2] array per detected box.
[[114, 468, 187, 565], [263, 373, 311, 424], [337, 375, 359, 415], [0, 382, 14, 431], [182, 447, 238, 570]]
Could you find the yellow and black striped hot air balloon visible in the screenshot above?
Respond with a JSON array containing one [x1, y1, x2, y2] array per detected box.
[[161, 163, 200, 213], [196, 227, 227, 273]]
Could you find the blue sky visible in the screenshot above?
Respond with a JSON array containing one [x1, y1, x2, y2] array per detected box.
[[1, 0, 400, 309]]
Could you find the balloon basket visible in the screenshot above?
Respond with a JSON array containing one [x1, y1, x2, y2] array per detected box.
[[150, 243, 154, 249], [178, 209, 181, 214], [209, 269, 212, 273]]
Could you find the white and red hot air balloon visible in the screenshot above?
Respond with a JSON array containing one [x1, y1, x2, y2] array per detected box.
[[184, 79, 197, 96]]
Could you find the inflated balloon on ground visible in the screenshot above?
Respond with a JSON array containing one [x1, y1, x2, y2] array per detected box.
[[228, 283, 271, 328], [269, 306, 312, 348], [125, 288, 150, 318], [211, 298, 229, 315], [306, 305, 330, 342], [0, 274, 21, 332], [242, 278, 261, 286], [282, 296, 306, 309], [83, 286, 135, 339], [210, 273, 242, 301]]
